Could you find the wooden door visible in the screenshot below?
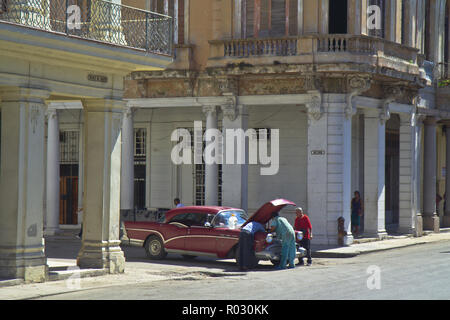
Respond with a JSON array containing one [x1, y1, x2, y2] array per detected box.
[[60, 177, 79, 225]]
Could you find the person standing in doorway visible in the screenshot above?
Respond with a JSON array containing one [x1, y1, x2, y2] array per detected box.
[[351, 191, 363, 237], [294, 207, 312, 266]]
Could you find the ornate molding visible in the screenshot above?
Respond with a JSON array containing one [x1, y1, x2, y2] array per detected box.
[[305, 93, 323, 121], [202, 105, 218, 116], [346, 75, 372, 119], [220, 94, 238, 121]]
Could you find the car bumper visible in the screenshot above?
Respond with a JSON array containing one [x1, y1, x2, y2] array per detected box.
[[255, 245, 307, 261]]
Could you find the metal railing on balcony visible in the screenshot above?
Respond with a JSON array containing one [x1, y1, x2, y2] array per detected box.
[[0, 0, 173, 56]]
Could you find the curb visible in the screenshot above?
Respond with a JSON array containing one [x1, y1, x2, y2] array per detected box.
[[0, 279, 25, 288], [312, 234, 450, 258]]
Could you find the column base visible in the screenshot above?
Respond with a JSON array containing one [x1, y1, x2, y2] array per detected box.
[[423, 215, 440, 232], [363, 231, 389, 240], [442, 216, 450, 228], [342, 234, 354, 246], [414, 215, 424, 237], [77, 240, 125, 274], [0, 249, 47, 283]]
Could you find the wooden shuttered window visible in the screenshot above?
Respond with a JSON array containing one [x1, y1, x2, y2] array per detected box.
[[244, 0, 298, 38]]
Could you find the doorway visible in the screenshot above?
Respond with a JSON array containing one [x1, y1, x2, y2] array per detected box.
[[329, 0, 348, 34]]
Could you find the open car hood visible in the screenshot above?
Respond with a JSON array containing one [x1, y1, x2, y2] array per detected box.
[[242, 199, 297, 227]]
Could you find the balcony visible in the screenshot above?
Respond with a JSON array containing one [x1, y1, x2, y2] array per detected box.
[[208, 34, 423, 84], [0, 0, 173, 56]]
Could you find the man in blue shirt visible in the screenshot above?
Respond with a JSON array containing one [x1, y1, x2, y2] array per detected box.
[[174, 198, 185, 208], [238, 221, 265, 271]]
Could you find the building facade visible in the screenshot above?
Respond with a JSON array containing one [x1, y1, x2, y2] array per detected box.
[[0, 0, 173, 282], [9, 0, 450, 282]]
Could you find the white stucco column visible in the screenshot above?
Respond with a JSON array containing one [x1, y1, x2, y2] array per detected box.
[[77, 99, 125, 274], [398, 113, 417, 234], [45, 107, 60, 236], [363, 108, 388, 239], [306, 93, 354, 246], [444, 122, 450, 227], [203, 105, 219, 206], [423, 117, 440, 232], [0, 87, 50, 282], [120, 107, 134, 212], [221, 102, 248, 212]]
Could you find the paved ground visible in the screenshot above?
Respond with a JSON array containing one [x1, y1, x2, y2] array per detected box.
[[1, 230, 450, 300]]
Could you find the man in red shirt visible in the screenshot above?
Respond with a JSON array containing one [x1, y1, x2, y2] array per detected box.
[[294, 207, 312, 266]]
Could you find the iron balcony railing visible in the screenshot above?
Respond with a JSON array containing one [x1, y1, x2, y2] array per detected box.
[[0, 0, 173, 56]]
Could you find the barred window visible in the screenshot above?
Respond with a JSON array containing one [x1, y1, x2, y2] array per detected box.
[[134, 128, 146, 161], [59, 131, 79, 164], [134, 128, 147, 209]]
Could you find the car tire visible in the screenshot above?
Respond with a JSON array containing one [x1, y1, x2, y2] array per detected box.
[[181, 255, 197, 260], [145, 235, 167, 260]]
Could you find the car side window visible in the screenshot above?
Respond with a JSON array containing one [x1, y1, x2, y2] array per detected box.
[[169, 213, 190, 226], [169, 212, 208, 227]]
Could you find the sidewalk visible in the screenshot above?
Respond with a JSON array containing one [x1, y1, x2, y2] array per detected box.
[[1, 228, 450, 295], [312, 228, 450, 258]]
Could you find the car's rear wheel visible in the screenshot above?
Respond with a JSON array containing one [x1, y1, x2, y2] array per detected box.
[[145, 235, 167, 260]]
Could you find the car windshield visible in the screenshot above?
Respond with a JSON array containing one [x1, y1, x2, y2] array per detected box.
[[213, 210, 248, 229]]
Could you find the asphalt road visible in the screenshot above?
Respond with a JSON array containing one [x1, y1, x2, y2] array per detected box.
[[37, 240, 450, 300]]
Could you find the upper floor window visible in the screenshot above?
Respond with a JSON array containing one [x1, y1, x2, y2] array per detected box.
[[149, 0, 184, 44], [329, 0, 348, 34], [242, 0, 299, 38], [368, 0, 386, 38]]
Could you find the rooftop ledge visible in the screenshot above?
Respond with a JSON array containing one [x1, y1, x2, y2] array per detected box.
[[0, 0, 174, 59], [207, 35, 424, 82]]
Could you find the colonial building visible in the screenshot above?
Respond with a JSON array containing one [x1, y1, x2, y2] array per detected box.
[[4, 0, 449, 283], [120, 0, 450, 245], [0, 0, 173, 282]]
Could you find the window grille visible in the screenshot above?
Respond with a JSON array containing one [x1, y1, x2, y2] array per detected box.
[[134, 128, 147, 209], [59, 131, 79, 164]]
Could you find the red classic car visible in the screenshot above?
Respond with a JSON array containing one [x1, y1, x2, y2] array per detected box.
[[122, 199, 306, 266]]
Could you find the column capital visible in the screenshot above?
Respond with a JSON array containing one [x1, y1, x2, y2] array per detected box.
[[219, 95, 239, 121], [305, 94, 324, 121], [202, 105, 218, 116], [122, 106, 135, 118], [45, 107, 58, 119]]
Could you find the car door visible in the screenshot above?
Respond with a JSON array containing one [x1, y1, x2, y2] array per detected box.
[[185, 212, 217, 254], [164, 213, 189, 251]]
